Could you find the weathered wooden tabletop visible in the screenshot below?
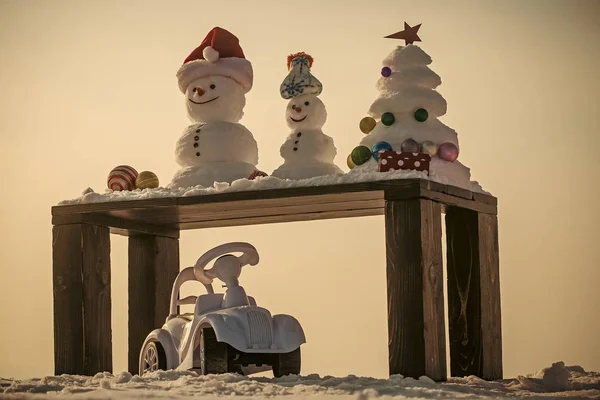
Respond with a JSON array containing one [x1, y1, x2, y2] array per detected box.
[[52, 179, 496, 238]]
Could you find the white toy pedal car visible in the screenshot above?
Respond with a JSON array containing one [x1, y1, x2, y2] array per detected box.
[[139, 242, 305, 377]]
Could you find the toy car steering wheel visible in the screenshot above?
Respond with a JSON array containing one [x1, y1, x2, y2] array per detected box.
[[167, 242, 259, 321], [193, 242, 259, 286]]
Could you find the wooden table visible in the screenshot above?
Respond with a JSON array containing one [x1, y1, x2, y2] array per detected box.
[[51, 178, 502, 381]]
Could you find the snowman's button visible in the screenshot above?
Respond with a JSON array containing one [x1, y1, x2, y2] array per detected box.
[[194, 143, 199, 148], [194, 136, 199, 141], [294, 140, 299, 144], [196, 152, 200, 157], [195, 129, 201, 133], [297, 132, 302, 137], [293, 147, 298, 151]]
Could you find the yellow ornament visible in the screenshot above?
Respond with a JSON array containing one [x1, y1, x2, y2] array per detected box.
[[135, 171, 159, 189], [359, 116, 376, 134], [347, 154, 356, 170]]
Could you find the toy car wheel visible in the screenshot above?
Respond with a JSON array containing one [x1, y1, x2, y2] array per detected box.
[[140, 340, 167, 375], [273, 347, 301, 377], [200, 327, 229, 374]]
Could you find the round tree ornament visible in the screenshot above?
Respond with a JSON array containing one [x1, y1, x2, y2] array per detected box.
[[381, 66, 392, 77], [107, 165, 138, 191], [359, 116, 377, 134], [438, 142, 459, 162], [414, 108, 428, 122], [135, 171, 160, 189], [381, 112, 395, 126], [347, 154, 356, 169], [350, 145, 372, 166], [400, 139, 419, 153], [372, 141, 393, 161], [420, 141, 437, 156]]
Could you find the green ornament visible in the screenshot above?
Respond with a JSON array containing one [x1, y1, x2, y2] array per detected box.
[[414, 108, 428, 122], [351, 146, 372, 166], [381, 112, 395, 126]]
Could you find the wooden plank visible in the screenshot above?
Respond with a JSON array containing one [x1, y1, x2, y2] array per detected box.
[[140, 199, 383, 225], [82, 225, 112, 374], [52, 213, 179, 239], [53, 225, 84, 375], [52, 179, 496, 216], [420, 201, 447, 381], [52, 180, 496, 230], [421, 189, 497, 215], [445, 185, 474, 200], [52, 224, 112, 375], [445, 208, 503, 379], [473, 192, 498, 206], [178, 208, 383, 230], [446, 207, 483, 377], [385, 199, 446, 380], [51, 180, 413, 216], [107, 198, 384, 224], [478, 213, 503, 380], [128, 235, 180, 374]]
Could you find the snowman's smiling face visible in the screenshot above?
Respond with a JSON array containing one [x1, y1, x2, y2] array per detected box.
[[186, 76, 246, 123], [286, 94, 326, 129]]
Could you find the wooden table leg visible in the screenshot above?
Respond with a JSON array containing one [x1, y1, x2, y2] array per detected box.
[[52, 224, 112, 375], [385, 199, 447, 381], [445, 207, 502, 379], [128, 235, 180, 374]]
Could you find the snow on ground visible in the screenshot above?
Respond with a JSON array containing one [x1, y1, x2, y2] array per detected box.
[[2, 362, 598, 399], [59, 168, 487, 206]]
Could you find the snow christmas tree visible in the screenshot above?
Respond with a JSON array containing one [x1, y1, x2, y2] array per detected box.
[[348, 23, 473, 189]]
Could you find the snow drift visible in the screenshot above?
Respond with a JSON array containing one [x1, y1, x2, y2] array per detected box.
[[2, 362, 599, 399]]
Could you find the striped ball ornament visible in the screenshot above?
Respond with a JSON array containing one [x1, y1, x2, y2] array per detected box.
[[136, 171, 160, 189], [107, 165, 138, 191]]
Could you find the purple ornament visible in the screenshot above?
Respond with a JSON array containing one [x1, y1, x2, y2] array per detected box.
[[381, 66, 392, 77], [438, 142, 459, 162], [401, 138, 419, 153]]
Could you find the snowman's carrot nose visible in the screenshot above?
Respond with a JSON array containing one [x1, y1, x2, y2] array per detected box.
[[193, 87, 205, 96], [294, 107, 302, 113]]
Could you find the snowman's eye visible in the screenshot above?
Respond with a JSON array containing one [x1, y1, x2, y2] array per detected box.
[[210, 84, 216, 90], [304, 101, 310, 106], [192, 88, 197, 93], [292, 105, 297, 109]]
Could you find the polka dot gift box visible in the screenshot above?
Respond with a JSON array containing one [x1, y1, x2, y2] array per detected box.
[[377, 151, 431, 174]]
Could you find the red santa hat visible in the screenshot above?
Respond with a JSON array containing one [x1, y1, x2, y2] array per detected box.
[[176, 27, 253, 93]]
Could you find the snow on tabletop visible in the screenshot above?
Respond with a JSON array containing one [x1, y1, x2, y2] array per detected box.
[[1, 362, 599, 399], [58, 168, 489, 206]]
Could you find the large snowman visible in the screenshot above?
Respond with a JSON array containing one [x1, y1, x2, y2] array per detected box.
[[271, 53, 343, 180], [168, 27, 261, 189]]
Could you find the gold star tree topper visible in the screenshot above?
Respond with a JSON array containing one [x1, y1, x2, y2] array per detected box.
[[384, 22, 422, 45]]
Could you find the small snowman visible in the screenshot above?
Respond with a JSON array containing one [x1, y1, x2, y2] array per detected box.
[[168, 27, 262, 189], [271, 53, 343, 180]]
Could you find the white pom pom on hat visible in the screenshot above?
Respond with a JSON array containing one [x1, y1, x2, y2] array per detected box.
[[176, 27, 253, 93], [202, 46, 220, 63]]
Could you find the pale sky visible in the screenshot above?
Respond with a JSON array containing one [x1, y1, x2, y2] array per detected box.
[[0, 0, 599, 380]]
